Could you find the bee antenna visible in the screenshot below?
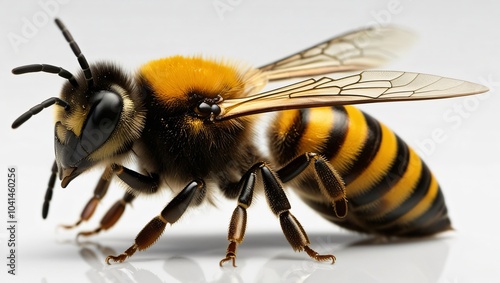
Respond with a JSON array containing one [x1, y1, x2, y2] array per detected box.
[[12, 97, 70, 129], [54, 18, 94, 89], [12, 64, 79, 88]]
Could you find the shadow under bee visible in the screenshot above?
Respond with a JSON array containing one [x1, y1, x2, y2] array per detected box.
[[73, 231, 451, 283]]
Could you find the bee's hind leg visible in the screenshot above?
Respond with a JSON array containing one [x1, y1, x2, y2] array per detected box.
[[276, 152, 347, 218]]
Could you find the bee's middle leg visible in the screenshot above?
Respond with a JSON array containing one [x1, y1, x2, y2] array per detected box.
[[220, 168, 256, 267]]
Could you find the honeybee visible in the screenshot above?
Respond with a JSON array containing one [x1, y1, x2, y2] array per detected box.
[[12, 19, 487, 267]]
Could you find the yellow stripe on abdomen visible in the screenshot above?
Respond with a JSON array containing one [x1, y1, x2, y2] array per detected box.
[[329, 106, 367, 174], [297, 107, 334, 154], [346, 122, 398, 197], [361, 148, 423, 219], [397, 174, 439, 224]]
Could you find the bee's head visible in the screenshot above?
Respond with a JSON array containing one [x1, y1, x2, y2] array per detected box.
[[11, 19, 145, 188]]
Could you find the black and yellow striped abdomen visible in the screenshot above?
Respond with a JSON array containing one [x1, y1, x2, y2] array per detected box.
[[268, 106, 451, 237]]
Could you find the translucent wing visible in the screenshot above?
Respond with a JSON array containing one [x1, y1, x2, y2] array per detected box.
[[217, 71, 488, 120], [259, 26, 414, 81]]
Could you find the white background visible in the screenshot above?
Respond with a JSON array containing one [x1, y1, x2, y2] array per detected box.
[[1, 0, 500, 282]]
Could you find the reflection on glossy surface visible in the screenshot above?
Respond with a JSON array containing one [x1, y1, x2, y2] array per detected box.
[[75, 232, 451, 283], [78, 242, 163, 283], [257, 235, 451, 282], [163, 257, 244, 283]]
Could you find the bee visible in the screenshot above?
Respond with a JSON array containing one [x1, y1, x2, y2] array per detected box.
[[11, 18, 487, 267]]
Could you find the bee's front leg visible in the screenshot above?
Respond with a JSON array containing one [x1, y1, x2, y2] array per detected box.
[[62, 164, 140, 239], [60, 166, 113, 230], [76, 191, 136, 238], [105, 164, 204, 264]]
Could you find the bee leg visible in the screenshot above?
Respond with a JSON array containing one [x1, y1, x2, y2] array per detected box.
[[277, 152, 348, 218], [106, 179, 203, 264], [220, 170, 256, 267], [42, 160, 58, 219], [261, 162, 336, 264], [76, 164, 161, 237], [105, 164, 204, 264], [110, 164, 159, 194], [60, 166, 113, 229], [74, 162, 155, 240], [221, 162, 335, 266], [76, 191, 136, 239]]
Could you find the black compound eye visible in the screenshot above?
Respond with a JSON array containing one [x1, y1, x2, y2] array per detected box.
[[90, 92, 122, 124], [80, 91, 123, 154]]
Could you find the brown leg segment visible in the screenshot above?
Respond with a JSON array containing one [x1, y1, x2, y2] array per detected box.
[[60, 166, 113, 229], [77, 191, 136, 238], [261, 164, 335, 264], [65, 164, 157, 235], [220, 161, 336, 267], [220, 170, 256, 267], [106, 179, 204, 264]]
